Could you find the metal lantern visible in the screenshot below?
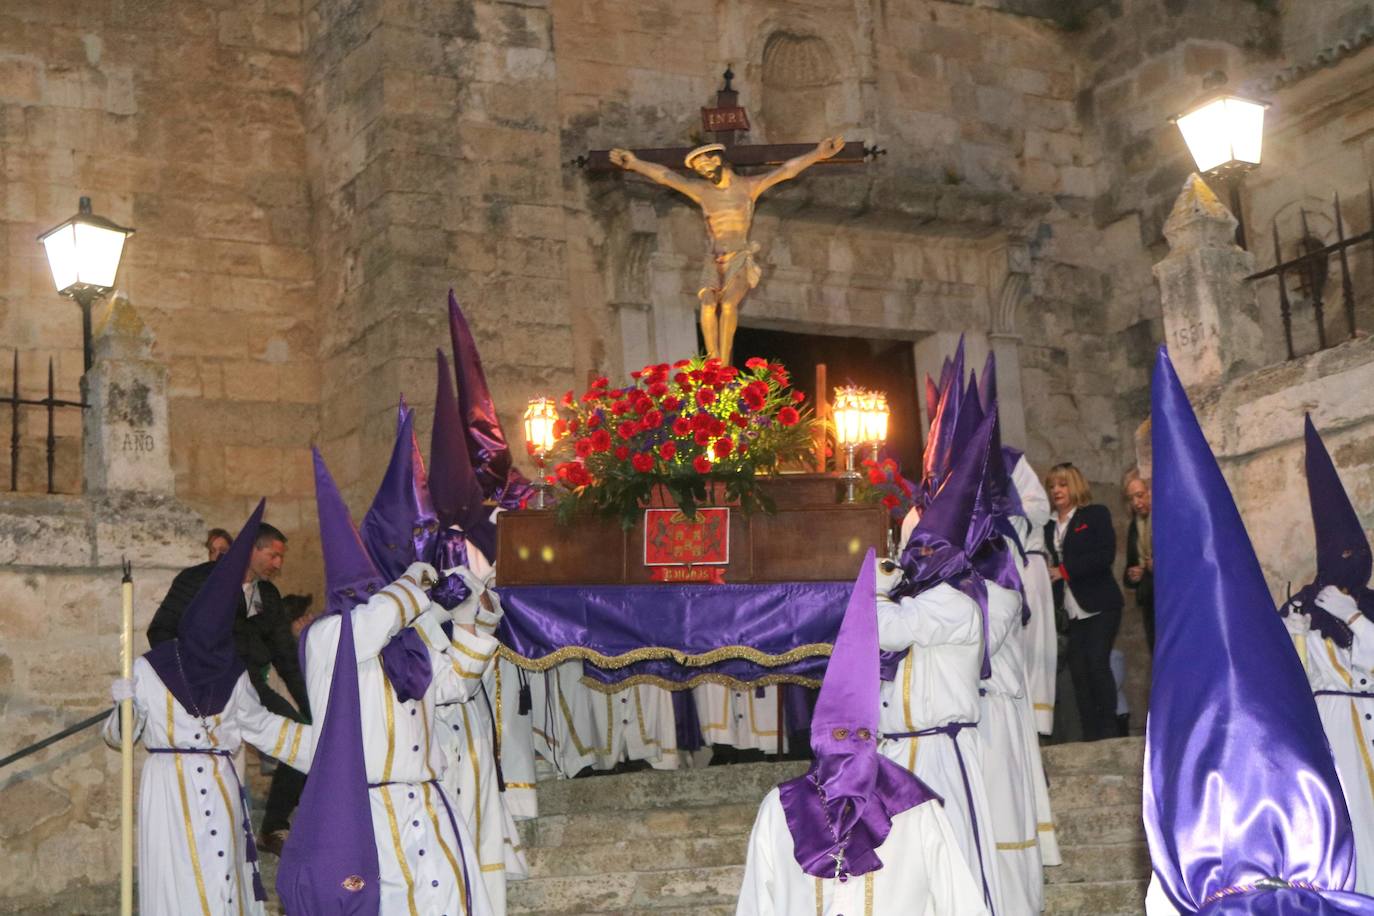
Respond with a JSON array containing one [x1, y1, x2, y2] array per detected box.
[[37, 197, 135, 372], [833, 385, 867, 502], [1173, 93, 1268, 248], [522, 397, 560, 509]]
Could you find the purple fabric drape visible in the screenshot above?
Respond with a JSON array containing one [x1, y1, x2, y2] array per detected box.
[[579, 654, 831, 689], [379, 627, 433, 703], [495, 582, 853, 688]]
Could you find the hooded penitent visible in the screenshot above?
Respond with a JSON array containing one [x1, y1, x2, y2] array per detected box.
[[920, 336, 967, 507], [145, 499, 265, 718], [360, 401, 439, 581], [430, 347, 499, 566], [1298, 415, 1374, 618], [897, 411, 997, 679], [1143, 347, 1374, 915], [447, 290, 532, 510], [777, 550, 938, 880], [313, 448, 389, 616], [275, 572, 381, 914]]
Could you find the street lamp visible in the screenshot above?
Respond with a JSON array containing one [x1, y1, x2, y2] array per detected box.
[[522, 396, 559, 509], [37, 197, 135, 373], [1172, 93, 1268, 249]]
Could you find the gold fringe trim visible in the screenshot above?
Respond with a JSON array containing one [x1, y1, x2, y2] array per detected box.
[[497, 641, 832, 672], [996, 838, 1039, 850], [577, 671, 821, 694]]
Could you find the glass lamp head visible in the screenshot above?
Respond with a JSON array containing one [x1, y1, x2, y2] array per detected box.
[[37, 197, 135, 298], [1174, 94, 1268, 176], [833, 385, 867, 447], [523, 397, 559, 457]]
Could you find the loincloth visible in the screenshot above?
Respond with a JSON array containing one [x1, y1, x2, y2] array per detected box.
[[698, 242, 762, 305]]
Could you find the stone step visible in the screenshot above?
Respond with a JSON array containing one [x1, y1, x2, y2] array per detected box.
[[525, 833, 750, 878], [513, 906, 738, 916], [533, 762, 805, 816], [1050, 803, 1144, 846], [507, 864, 745, 913], [1041, 736, 1145, 776], [518, 801, 761, 849], [1047, 842, 1152, 885], [1043, 878, 1147, 915], [1047, 770, 1144, 811]]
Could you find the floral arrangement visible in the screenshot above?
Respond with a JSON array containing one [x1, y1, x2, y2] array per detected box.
[[547, 356, 816, 526], [860, 456, 919, 520]]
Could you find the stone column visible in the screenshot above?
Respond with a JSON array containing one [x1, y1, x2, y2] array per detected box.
[[1152, 174, 1267, 390], [81, 293, 175, 495]]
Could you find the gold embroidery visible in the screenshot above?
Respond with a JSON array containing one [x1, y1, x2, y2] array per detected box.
[[556, 682, 596, 756], [1037, 821, 1056, 832], [380, 589, 409, 626], [575, 671, 822, 694], [480, 863, 506, 873], [461, 704, 483, 860], [497, 641, 834, 672], [864, 871, 874, 914], [421, 782, 465, 915], [450, 638, 494, 664], [503, 781, 536, 789], [1032, 703, 1053, 712], [996, 838, 1038, 850], [1328, 640, 1354, 688], [1350, 701, 1374, 810], [168, 693, 212, 916], [814, 877, 823, 915], [377, 785, 419, 916], [397, 582, 423, 622], [493, 662, 504, 747], [901, 655, 914, 730], [382, 675, 398, 782], [414, 624, 436, 650], [270, 718, 291, 758], [633, 687, 659, 749], [286, 723, 304, 767]]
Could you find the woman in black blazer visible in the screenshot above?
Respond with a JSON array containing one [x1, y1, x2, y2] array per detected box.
[[1044, 463, 1125, 741]]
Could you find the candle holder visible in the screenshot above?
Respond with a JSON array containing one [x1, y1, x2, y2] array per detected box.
[[522, 397, 559, 510]]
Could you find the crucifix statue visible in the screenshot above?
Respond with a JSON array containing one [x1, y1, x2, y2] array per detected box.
[[586, 68, 877, 366]]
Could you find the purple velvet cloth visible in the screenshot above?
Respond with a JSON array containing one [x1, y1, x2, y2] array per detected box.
[[379, 626, 433, 704], [1144, 348, 1374, 915], [778, 552, 939, 879], [145, 500, 264, 718], [430, 573, 472, 611], [495, 581, 853, 685], [277, 603, 381, 913], [579, 654, 831, 689]]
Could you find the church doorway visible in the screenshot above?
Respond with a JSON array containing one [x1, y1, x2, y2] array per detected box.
[[729, 325, 924, 476]]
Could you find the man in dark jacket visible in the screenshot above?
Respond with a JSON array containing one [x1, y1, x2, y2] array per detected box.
[[1122, 472, 1155, 651]]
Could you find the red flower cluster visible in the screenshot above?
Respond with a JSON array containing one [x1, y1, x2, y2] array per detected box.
[[861, 457, 917, 518]]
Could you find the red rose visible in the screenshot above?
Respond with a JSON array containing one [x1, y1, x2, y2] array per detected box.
[[659, 441, 677, 461], [746, 357, 768, 370], [672, 358, 691, 368], [631, 452, 654, 473], [611, 400, 630, 416], [791, 390, 806, 403], [742, 389, 765, 411], [591, 376, 609, 388], [617, 420, 637, 440], [661, 395, 682, 411], [696, 388, 716, 407], [590, 429, 612, 452], [561, 390, 574, 407], [881, 493, 901, 510], [672, 417, 692, 436], [708, 418, 726, 437], [713, 437, 733, 458], [729, 412, 747, 428], [643, 409, 663, 428], [568, 418, 580, 434], [630, 369, 642, 379], [868, 467, 885, 485], [674, 372, 689, 386], [689, 369, 704, 383], [693, 429, 711, 446], [704, 357, 721, 368], [575, 437, 593, 458], [690, 412, 711, 432], [568, 463, 592, 487], [649, 382, 668, 397], [586, 413, 602, 429], [552, 418, 568, 439], [778, 406, 800, 426], [693, 454, 712, 474], [615, 445, 630, 461], [634, 397, 653, 415]]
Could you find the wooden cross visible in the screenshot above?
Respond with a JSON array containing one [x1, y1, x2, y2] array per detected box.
[[577, 67, 881, 174]]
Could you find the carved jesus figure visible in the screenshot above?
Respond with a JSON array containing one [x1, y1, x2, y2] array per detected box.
[[610, 136, 845, 365]]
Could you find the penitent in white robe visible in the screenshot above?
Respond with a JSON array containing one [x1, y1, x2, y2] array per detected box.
[[1286, 608, 1374, 895], [489, 655, 538, 818], [735, 787, 990, 915], [589, 682, 680, 770], [433, 590, 529, 914], [528, 659, 599, 778], [980, 581, 1059, 914], [695, 684, 785, 754], [877, 581, 1007, 916], [102, 658, 313, 916], [303, 575, 495, 916], [1009, 454, 1057, 736]]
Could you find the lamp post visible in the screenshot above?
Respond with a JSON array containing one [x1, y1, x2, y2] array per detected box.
[[522, 396, 559, 510], [37, 197, 135, 374], [833, 385, 866, 503], [1172, 92, 1268, 250]]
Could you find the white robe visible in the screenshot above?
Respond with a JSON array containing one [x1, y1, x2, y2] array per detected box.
[[1009, 454, 1058, 736], [979, 581, 1059, 914], [695, 683, 785, 754], [876, 582, 1007, 916], [735, 787, 989, 915], [1287, 609, 1374, 895], [527, 659, 599, 778], [102, 658, 313, 916], [589, 682, 680, 770], [488, 656, 538, 819], [302, 576, 495, 916]]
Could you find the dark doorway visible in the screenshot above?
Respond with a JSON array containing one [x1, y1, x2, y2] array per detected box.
[[729, 326, 923, 476]]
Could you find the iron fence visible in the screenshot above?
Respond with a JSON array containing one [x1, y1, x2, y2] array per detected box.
[[4, 350, 86, 494]]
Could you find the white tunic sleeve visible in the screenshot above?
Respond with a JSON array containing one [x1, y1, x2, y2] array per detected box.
[[1012, 456, 1051, 529], [878, 585, 981, 652], [426, 624, 500, 705], [1348, 616, 1374, 674], [232, 675, 314, 773], [917, 802, 990, 915], [101, 658, 150, 748]]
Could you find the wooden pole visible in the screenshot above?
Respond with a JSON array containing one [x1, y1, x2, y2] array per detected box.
[[813, 363, 828, 473], [119, 560, 134, 916]]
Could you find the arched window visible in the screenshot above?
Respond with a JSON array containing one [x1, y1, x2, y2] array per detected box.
[[760, 32, 842, 143]]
